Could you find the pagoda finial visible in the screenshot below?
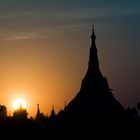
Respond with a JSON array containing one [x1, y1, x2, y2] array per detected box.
[[91, 25, 96, 41], [37, 102, 40, 114]]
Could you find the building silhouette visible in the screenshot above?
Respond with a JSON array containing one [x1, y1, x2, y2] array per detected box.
[[0, 105, 7, 119], [50, 105, 56, 118], [13, 105, 28, 120], [35, 103, 47, 128], [57, 26, 126, 128]]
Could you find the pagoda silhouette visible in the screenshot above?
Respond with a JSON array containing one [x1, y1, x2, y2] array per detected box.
[[57, 26, 126, 128]]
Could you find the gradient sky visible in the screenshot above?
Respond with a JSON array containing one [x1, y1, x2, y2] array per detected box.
[[0, 0, 140, 117]]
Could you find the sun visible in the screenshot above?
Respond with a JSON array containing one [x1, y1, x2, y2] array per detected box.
[[12, 98, 27, 110]]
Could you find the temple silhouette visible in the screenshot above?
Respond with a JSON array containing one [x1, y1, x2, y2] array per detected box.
[[57, 26, 126, 128], [0, 26, 140, 129]]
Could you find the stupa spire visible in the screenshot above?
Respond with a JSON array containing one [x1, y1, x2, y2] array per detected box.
[[88, 25, 101, 75], [79, 25, 103, 95], [35, 103, 40, 120], [37, 103, 40, 115]]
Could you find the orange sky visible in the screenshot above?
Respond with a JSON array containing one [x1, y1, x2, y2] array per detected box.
[[0, 0, 140, 118], [0, 37, 88, 117]]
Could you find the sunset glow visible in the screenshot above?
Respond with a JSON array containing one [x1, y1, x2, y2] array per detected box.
[[12, 98, 27, 110], [0, 0, 139, 118]]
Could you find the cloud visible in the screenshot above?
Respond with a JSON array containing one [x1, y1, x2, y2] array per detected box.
[[0, 12, 33, 19], [0, 0, 139, 32], [0, 0, 139, 41], [1, 32, 42, 40]]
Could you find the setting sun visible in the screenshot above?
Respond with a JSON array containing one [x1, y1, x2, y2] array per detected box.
[[12, 98, 27, 110]]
